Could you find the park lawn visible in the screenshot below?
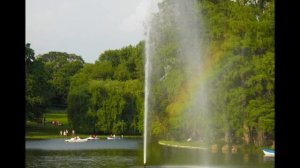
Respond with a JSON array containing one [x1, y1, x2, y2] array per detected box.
[[45, 113, 68, 125], [44, 107, 69, 124], [158, 140, 208, 149], [26, 120, 71, 140], [26, 109, 72, 140], [26, 109, 143, 140]]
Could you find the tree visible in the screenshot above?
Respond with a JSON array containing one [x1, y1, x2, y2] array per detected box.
[[144, 0, 274, 147], [25, 43, 52, 122], [67, 43, 144, 134], [37, 52, 85, 108]]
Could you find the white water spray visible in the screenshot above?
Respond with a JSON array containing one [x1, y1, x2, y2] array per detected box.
[[142, 1, 161, 165], [143, 26, 151, 165], [143, 0, 207, 165]]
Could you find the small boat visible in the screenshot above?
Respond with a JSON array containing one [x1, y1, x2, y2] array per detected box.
[[85, 136, 99, 140], [262, 149, 275, 157], [107, 136, 120, 140], [65, 137, 88, 143]]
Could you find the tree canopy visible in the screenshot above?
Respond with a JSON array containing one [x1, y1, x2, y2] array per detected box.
[[146, 0, 274, 147], [26, 43, 52, 122], [67, 42, 144, 134], [37, 52, 85, 108]]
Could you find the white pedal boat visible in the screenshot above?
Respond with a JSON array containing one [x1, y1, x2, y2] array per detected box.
[[262, 149, 275, 157], [86, 136, 99, 140], [65, 137, 88, 142]]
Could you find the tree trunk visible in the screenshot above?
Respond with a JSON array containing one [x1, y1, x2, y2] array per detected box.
[[256, 129, 265, 146], [271, 140, 275, 149], [243, 123, 250, 144], [224, 130, 232, 144]]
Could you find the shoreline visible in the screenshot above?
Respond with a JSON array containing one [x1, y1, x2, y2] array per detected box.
[[158, 140, 208, 150], [26, 134, 142, 140]]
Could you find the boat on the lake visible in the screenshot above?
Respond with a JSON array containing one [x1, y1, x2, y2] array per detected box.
[[262, 149, 275, 157], [107, 135, 121, 140], [65, 136, 88, 142], [86, 135, 99, 140]]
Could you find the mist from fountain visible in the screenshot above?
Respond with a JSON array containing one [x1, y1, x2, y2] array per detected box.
[[144, 0, 208, 166]]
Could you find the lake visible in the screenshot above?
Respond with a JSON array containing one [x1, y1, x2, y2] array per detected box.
[[26, 138, 274, 168]]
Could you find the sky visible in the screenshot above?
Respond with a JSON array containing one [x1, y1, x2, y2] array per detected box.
[[26, 0, 160, 63]]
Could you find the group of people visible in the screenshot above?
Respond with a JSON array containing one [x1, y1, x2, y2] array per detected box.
[[60, 129, 75, 136], [51, 120, 62, 126]]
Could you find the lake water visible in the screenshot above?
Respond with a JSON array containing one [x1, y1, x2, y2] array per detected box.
[[26, 138, 274, 168]]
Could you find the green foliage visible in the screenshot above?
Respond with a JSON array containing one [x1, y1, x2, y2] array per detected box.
[[68, 42, 144, 134], [26, 43, 52, 122], [206, 0, 274, 146], [148, 0, 274, 147], [25, 43, 35, 68], [37, 52, 85, 108]]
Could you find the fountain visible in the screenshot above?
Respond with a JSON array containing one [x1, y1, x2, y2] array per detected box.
[[144, 0, 209, 166], [144, 26, 151, 166]]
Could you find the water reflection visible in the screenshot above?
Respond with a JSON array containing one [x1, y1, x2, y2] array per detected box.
[[263, 157, 275, 162], [26, 138, 140, 150], [26, 149, 140, 168], [243, 154, 249, 163]]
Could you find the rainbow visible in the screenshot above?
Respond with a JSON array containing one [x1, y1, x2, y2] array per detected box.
[[166, 45, 223, 120]]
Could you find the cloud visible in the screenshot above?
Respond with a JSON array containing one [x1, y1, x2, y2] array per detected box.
[[119, 0, 161, 34], [26, 0, 161, 63]]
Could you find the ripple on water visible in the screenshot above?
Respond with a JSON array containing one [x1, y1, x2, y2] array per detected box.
[[26, 138, 141, 150]]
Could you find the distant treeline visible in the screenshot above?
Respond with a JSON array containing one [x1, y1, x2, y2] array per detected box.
[[26, 42, 144, 135], [67, 42, 144, 134]]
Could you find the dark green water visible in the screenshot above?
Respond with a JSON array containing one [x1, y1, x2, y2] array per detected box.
[[26, 138, 274, 168]]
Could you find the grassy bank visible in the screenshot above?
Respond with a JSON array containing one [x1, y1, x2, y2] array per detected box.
[[26, 108, 142, 140], [158, 140, 270, 156], [158, 140, 208, 150], [26, 109, 72, 140]]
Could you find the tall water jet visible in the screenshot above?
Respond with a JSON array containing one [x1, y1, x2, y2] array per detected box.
[[143, 26, 151, 166], [143, 1, 161, 165], [144, 0, 210, 164]]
